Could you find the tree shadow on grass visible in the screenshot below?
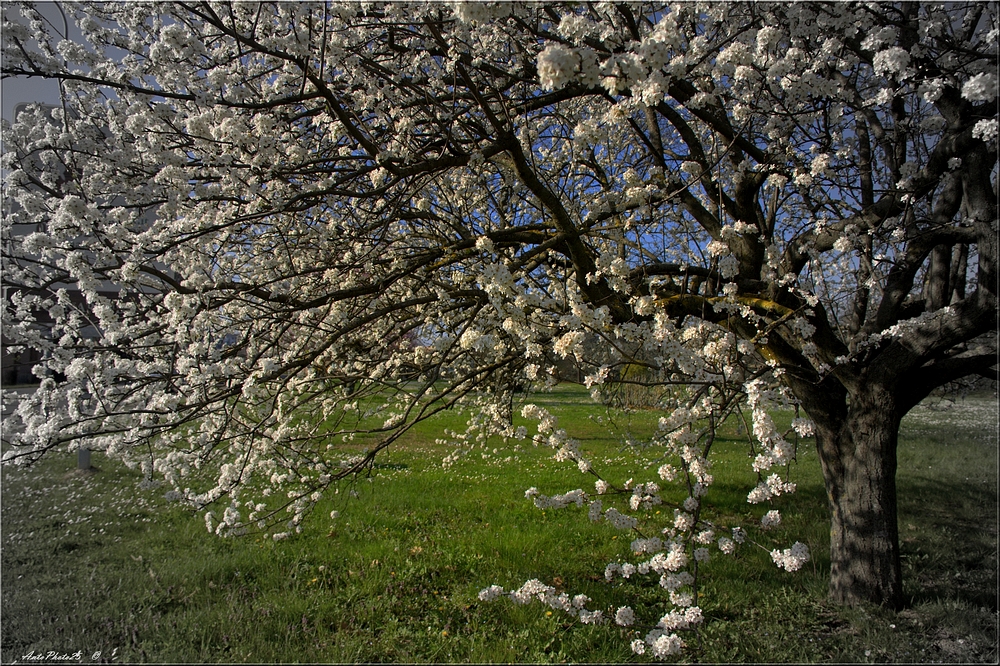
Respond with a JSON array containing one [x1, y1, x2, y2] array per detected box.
[[896, 476, 997, 611]]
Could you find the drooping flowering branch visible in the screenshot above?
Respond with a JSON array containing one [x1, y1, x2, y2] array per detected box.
[[2, 0, 995, 650]]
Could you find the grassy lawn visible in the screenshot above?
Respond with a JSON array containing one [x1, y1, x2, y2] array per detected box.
[[2, 386, 996, 663]]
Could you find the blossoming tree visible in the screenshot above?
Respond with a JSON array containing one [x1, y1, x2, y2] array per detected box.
[[3, 1, 996, 656]]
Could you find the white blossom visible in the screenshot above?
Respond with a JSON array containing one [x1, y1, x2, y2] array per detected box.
[[2, 5, 990, 659], [972, 119, 998, 144], [771, 542, 811, 572], [873, 47, 911, 78], [760, 509, 782, 529], [961, 72, 998, 102], [537, 43, 578, 90]]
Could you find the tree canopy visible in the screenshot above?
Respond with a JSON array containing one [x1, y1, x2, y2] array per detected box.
[[2, 1, 996, 656]]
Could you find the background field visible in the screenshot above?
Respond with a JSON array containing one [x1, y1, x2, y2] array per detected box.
[[2, 386, 996, 663]]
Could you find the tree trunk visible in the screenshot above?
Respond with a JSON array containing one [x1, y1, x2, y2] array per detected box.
[[949, 243, 968, 304], [923, 244, 951, 311], [813, 385, 904, 609]]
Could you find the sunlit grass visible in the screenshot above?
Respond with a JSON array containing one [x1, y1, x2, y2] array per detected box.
[[2, 386, 996, 663]]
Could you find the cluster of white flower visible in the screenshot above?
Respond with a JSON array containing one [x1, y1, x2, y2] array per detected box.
[[614, 605, 635, 626], [673, 509, 695, 532], [583, 365, 609, 388], [747, 474, 797, 504], [745, 380, 798, 474], [631, 605, 703, 657], [972, 119, 997, 145], [474, 236, 495, 254], [771, 542, 811, 572], [630, 537, 663, 555], [553, 330, 586, 359], [450, 1, 507, 24], [658, 605, 704, 631], [537, 43, 579, 90], [603, 507, 639, 531], [790, 418, 815, 438], [871, 47, 910, 78], [629, 482, 661, 511], [6, 1, 986, 659], [657, 464, 678, 482], [760, 509, 782, 530], [587, 499, 603, 522], [525, 487, 587, 510], [478, 579, 609, 623], [961, 72, 998, 103]]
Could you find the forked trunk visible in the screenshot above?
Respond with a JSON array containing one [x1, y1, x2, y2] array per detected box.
[[814, 386, 904, 609]]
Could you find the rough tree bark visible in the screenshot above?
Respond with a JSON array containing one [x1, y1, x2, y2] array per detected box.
[[813, 386, 904, 609]]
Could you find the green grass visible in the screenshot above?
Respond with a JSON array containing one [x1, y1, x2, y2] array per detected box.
[[2, 386, 996, 663]]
